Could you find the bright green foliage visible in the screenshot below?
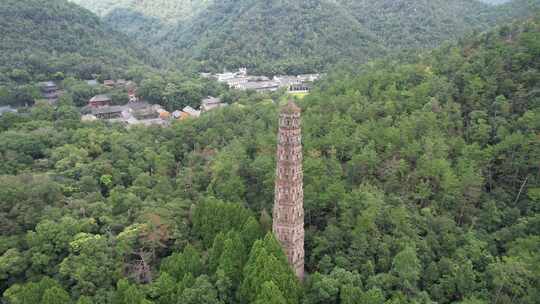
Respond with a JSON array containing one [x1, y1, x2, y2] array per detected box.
[[217, 231, 247, 286], [59, 233, 117, 297], [254, 281, 287, 304], [4, 277, 66, 304], [113, 279, 152, 304], [159, 245, 203, 281], [241, 217, 264, 250], [1, 12, 540, 304], [208, 233, 227, 274], [76, 296, 94, 304], [240, 234, 301, 304], [0, 248, 26, 287], [180, 275, 222, 304], [191, 198, 254, 247], [303, 268, 363, 304], [392, 246, 421, 294], [26, 217, 91, 277], [148, 272, 176, 304], [209, 230, 250, 302], [487, 257, 533, 304], [42, 286, 71, 304], [208, 142, 248, 203]]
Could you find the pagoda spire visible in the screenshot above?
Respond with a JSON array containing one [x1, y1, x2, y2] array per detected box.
[[273, 100, 304, 280]]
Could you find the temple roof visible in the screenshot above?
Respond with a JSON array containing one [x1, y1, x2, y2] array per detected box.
[[90, 95, 111, 102], [281, 100, 301, 114]]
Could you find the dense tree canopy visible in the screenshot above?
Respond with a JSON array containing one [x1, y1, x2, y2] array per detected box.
[[0, 9, 539, 304], [0, 0, 159, 81], [71, 0, 539, 74]]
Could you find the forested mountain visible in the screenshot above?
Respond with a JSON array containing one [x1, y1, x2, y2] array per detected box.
[[70, 0, 539, 74], [480, 0, 511, 4], [0, 0, 156, 83], [69, 0, 212, 23], [165, 0, 385, 74], [1, 14, 539, 304], [338, 0, 491, 49]]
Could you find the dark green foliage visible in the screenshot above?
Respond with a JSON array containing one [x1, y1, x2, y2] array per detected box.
[[59, 233, 117, 297], [72, 0, 539, 74], [0, 0, 156, 83], [181, 275, 222, 304], [191, 198, 254, 247], [113, 279, 151, 304], [240, 234, 301, 304], [4, 277, 68, 304], [254, 281, 287, 304], [0, 14, 539, 304], [159, 245, 203, 281]]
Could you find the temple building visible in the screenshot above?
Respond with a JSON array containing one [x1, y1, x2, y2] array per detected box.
[[201, 96, 224, 112], [273, 100, 305, 280], [39, 81, 58, 102], [88, 95, 112, 108]]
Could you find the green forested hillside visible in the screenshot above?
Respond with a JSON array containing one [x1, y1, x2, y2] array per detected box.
[[165, 0, 385, 74], [480, 0, 511, 4], [163, 0, 499, 74], [69, 0, 539, 74], [339, 0, 492, 49], [1, 15, 539, 304], [0, 0, 156, 82], [69, 0, 212, 23]]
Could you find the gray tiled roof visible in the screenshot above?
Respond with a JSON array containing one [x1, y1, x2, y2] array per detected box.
[[0, 106, 16, 116], [90, 95, 112, 102], [91, 105, 127, 115]]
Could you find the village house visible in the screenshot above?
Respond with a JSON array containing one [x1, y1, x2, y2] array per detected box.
[[201, 96, 225, 112], [116, 79, 127, 87], [88, 95, 112, 108], [289, 82, 312, 93], [103, 80, 115, 88], [216, 71, 237, 82], [172, 110, 191, 120], [128, 93, 138, 103], [247, 75, 270, 82], [210, 68, 321, 93], [39, 81, 58, 102], [126, 103, 170, 126], [274, 75, 302, 87], [225, 77, 248, 88], [297, 74, 321, 82], [216, 68, 250, 88], [239, 81, 280, 92], [159, 111, 171, 120], [0, 106, 16, 116], [81, 114, 98, 122], [91, 105, 127, 120], [238, 67, 248, 76], [133, 107, 159, 120], [83, 101, 172, 127], [86, 80, 99, 87], [126, 81, 137, 92], [183, 106, 201, 118], [128, 103, 162, 120]]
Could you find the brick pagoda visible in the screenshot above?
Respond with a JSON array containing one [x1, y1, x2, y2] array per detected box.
[[273, 100, 305, 280]]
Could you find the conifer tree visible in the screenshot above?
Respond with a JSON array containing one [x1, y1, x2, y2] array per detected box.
[[239, 233, 301, 304], [254, 281, 287, 304]]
